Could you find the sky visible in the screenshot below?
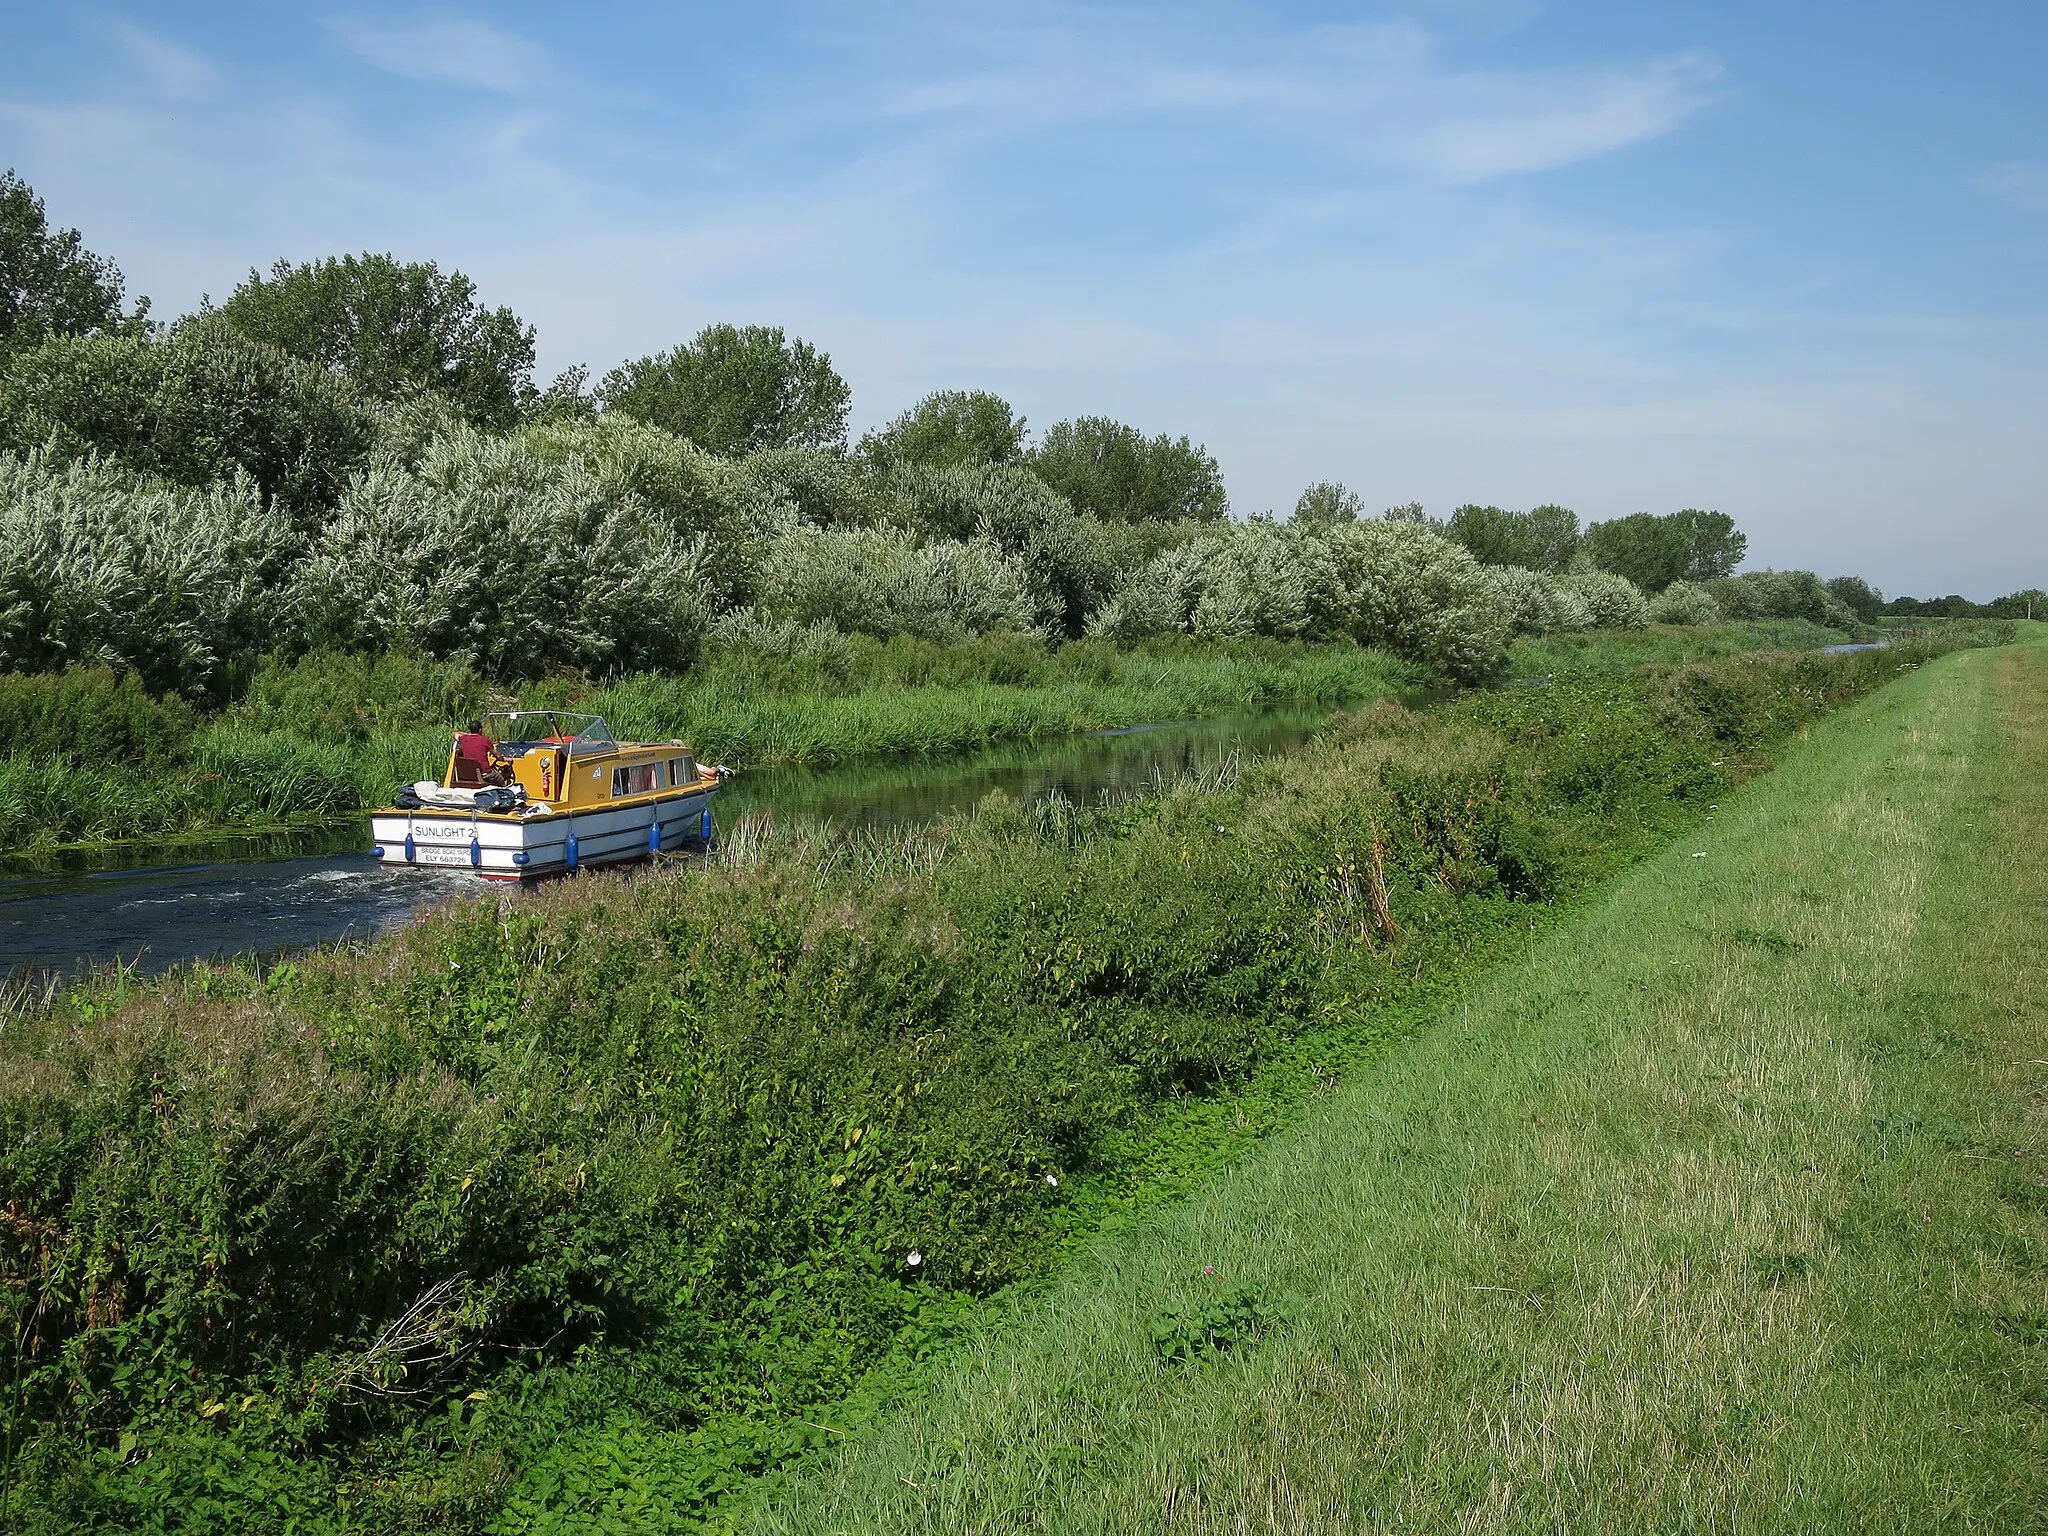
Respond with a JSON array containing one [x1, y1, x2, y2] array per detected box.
[[2, 1, 2043, 597]]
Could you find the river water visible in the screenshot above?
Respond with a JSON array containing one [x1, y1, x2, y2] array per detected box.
[[0, 708, 1327, 982]]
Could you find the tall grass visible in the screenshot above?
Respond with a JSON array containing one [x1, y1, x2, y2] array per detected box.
[[0, 641, 1953, 1530]]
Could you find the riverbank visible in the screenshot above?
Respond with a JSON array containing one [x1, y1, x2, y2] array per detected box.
[[0, 639, 1421, 857], [0, 622, 1894, 861], [1, 708, 1334, 983], [0, 640, 1960, 1532], [768, 640, 2048, 1532]]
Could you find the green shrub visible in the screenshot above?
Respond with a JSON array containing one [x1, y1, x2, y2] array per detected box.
[[0, 317, 378, 525], [1706, 569, 1860, 631], [0, 450, 297, 698], [1093, 519, 1511, 682], [1647, 579, 1723, 625], [1561, 569, 1652, 628], [1478, 565, 1594, 635], [228, 651, 492, 744], [747, 524, 1039, 641], [0, 666, 197, 762], [294, 428, 716, 678]]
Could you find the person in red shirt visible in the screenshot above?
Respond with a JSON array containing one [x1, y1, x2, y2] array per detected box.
[[454, 721, 495, 778]]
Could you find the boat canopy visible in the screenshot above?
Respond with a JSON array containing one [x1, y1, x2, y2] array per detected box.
[[484, 710, 617, 756]]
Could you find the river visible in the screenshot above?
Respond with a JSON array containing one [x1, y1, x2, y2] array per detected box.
[[0, 708, 1328, 982]]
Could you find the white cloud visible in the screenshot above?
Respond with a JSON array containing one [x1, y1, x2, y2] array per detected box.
[[869, 19, 1716, 185], [326, 17, 545, 94], [1415, 53, 1721, 181], [1976, 161, 2048, 215], [2, 7, 2038, 596], [111, 22, 220, 99]]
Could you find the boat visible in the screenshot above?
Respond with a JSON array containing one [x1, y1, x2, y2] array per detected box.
[[369, 711, 730, 880]]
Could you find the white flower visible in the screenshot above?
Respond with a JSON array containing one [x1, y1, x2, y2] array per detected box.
[[1692, 852, 1707, 858], [1045, 1174, 1059, 1187], [906, 1251, 923, 1267]]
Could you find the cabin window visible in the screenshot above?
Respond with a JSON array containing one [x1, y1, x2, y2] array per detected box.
[[668, 757, 691, 787], [611, 762, 659, 797]]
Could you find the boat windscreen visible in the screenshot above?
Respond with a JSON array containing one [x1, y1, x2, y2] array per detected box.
[[568, 716, 616, 751], [487, 710, 600, 746]]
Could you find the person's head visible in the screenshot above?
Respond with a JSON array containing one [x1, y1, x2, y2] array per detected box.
[[467, 720, 483, 734]]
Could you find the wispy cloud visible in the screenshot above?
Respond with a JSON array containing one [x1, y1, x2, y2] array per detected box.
[[1413, 53, 1720, 181], [326, 16, 546, 94], [1976, 160, 2048, 215], [870, 18, 1717, 184], [112, 22, 220, 99]]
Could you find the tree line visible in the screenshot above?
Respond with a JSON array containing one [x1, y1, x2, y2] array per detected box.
[[4, 167, 2008, 700]]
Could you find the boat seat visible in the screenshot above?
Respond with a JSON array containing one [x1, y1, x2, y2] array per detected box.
[[449, 757, 488, 788]]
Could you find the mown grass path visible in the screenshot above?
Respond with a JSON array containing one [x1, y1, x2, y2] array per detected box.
[[764, 643, 2048, 1532]]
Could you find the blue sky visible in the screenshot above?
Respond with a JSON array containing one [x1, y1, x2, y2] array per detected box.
[[3, 1, 2043, 595]]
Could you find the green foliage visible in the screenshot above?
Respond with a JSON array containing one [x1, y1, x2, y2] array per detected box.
[[740, 445, 879, 529], [1582, 509, 1746, 592], [1507, 619, 1852, 680], [517, 413, 779, 604], [746, 523, 1039, 643], [1027, 417, 1226, 523], [1290, 482, 1364, 526], [1476, 566, 1592, 636], [1561, 569, 1651, 629], [879, 462, 1109, 637], [0, 169, 137, 356], [1443, 503, 1580, 573], [0, 645, 1938, 1530], [0, 449, 296, 698], [0, 666, 197, 763], [228, 651, 492, 743], [1150, 1284, 1302, 1366], [1872, 616, 2017, 646], [295, 427, 717, 678], [1647, 579, 1724, 625], [859, 390, 1027, 470], [0, 318, 380, 523], [598, 324, 851, 456], [1092, 519, 1510, 681], [1880, 588, 2042, 620], [219, 253, 537, 430], [1824, 574, 1883, 623], [1706, 569, 1859, 631]]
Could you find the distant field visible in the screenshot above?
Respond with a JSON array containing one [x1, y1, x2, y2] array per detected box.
[[769, 641, 2048, 1532]]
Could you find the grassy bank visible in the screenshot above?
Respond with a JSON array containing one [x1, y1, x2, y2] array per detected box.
[[768, 641, 2048, 1532], [0, 639, 1420, 856], [0, 641, 1957, 1532], [1505, 617, 1855, 676]]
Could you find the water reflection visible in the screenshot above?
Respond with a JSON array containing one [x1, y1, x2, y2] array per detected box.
[[717, 706, 1329, 833]]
